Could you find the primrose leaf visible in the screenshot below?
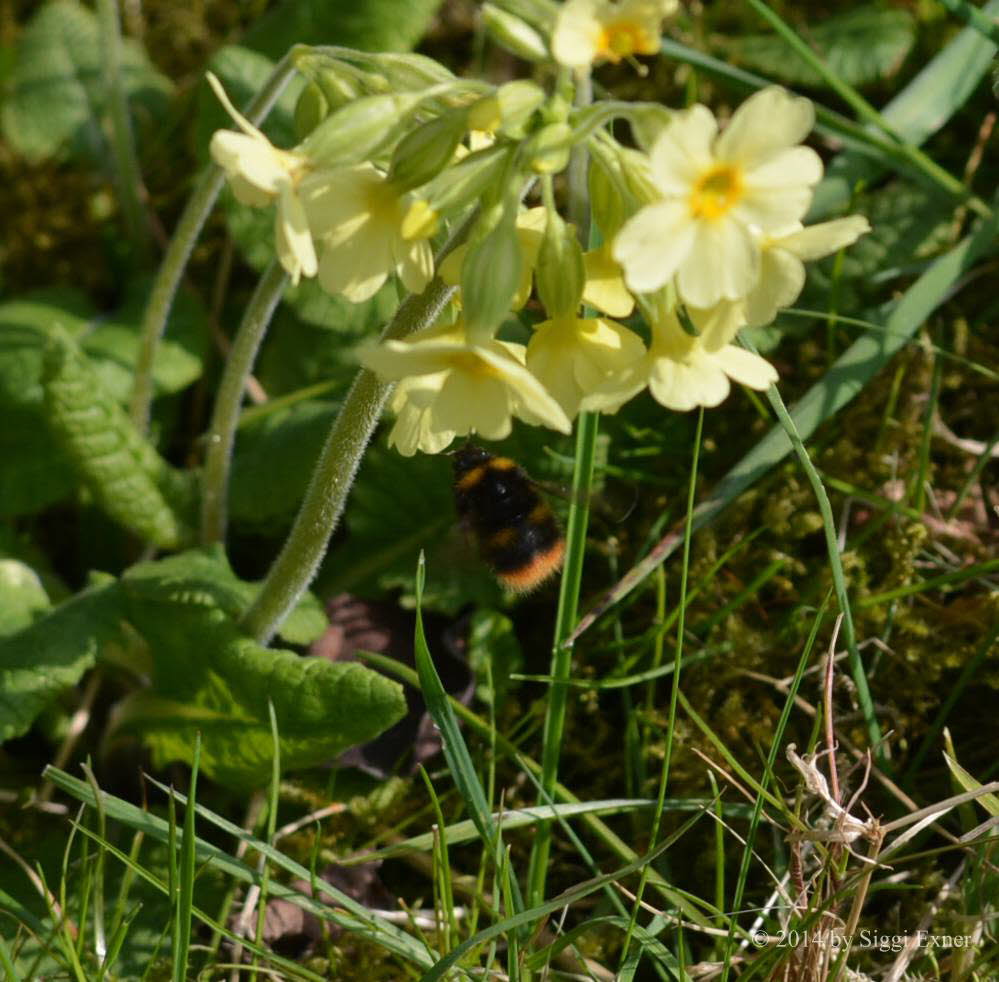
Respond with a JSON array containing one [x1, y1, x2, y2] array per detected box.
[[242, 0, 444, 61], [1, 0, 172, 163], [730, 6, 916, 89], [41, 330, 195, 549], [0, 561, 52, 637], [0, 577, 121, 742], [122, 546, 328, 646], [117, 579, 404, 788]]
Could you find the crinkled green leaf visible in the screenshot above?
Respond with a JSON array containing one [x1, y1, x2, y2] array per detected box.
[[1, 0, 172, 163], [116, 572, 404, 787], [242, 0, 444, 61], [122, 546, 328, 646], [0, 576, 121, 742], [41, 330, 194, 548], [0, 288, 204, 517], [730, 6, 915, 89], [0, 560, 51, 637]]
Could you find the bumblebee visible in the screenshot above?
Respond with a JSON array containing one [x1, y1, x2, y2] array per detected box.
[[451, 445, 565, 592]]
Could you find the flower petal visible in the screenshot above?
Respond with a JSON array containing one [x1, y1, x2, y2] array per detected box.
[[583, 247, 635, 316], [613, 200, 696, 293], [777, 215, 870, 261], [275, 186, 317, 284], [744, 246, 804, 327], [712, 345, 778, 389], [677, 217, 759, 307], [715, 87, 815, 167]]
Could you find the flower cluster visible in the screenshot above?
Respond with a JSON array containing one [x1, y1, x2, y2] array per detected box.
[[209, 29, 869, 457]]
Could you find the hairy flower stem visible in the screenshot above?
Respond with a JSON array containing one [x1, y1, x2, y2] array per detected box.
[[96, 0, 152, 264], [527, 69, 598, 909], [129, 51, 298, 433], [201, 261, 288, 545], [241, 273, 458, 645]]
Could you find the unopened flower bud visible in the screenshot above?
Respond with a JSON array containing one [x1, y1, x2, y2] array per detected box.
[[419, 145, 512, 217], [461, 216, 522, 340], [524, 121, 573, 174], [588, 154, 626, 239], [294, 82, 329, 141], [389, 110, 470, 191], [536, 207, 585, 319], [300, 91, 422, 166], [481, 3, 550, 62]]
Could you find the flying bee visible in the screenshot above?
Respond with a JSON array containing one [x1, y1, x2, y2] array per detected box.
[[451, 445, 565, 593]]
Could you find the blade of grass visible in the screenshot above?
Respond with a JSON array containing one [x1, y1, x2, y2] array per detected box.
[[44, 765, 434, 967], [67, 823, 327, 982], [419, 818, 701, 982], [568, 202, 999, 644], [172, 732, 200, 982], [528, 409, 601, 907], [81, 764, 108, 972]]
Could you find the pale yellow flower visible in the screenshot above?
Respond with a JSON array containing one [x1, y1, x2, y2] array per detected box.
[[745, 215, 870, 327], [613, 87, 823, 309], [527, 314, 645, 418], [552, 0, 678, 69], [583, 304, 776, 413], [582, 244, 635, 317], [386, 374, 457, 456], [303, 163, 435, 303], [360, 320, 571, 447], [207, 73, 318, 285]]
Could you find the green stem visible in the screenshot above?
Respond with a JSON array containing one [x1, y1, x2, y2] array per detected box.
[[744, 338, 884, 761], [96, 0, 151, 262], [527, 411, 600, 906], [201, 261, 288, 544], [240, 274, 458, 645], [129, 51, 298, 433], [620, 408, 703, 968]]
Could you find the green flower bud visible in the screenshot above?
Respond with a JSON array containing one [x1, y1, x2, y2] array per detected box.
[[293, 82, 330, 141], [524, 121, 573, 174], [388, 110, 469, 191], [461, 215, 522, 340], [536, 206, 584, 319], [481, 3, 550, 62], [419, 145, 513, 216], [589, 153, 626, 239], [300, 91, 423, 166]]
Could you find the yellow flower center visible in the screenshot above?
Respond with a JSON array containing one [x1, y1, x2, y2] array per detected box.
[[689, 165, 743, 221], [598, 21, 655, 61]]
